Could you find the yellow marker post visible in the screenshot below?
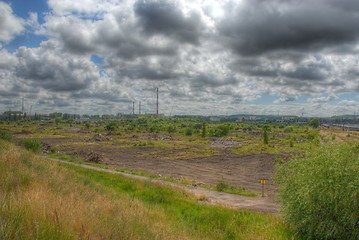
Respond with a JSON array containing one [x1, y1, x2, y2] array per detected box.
[[260, 179, 267, 197]]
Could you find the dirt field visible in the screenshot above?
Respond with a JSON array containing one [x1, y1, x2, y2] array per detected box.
[[39, 132, 286, 202], [6, 122, 358, 212]]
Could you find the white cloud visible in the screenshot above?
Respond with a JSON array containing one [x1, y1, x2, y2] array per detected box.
[[0, 2, 24, 44], [0, 0, 359, 116]]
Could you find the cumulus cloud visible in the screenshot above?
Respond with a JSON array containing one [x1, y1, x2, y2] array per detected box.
[[0, 2, 24, 44], [15, 40, 99, 92], [0, 0, 359, 116]]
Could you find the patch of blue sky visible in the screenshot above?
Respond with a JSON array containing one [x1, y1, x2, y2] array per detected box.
[[91, 54, 104, 65], [5, 34, 47, 52], [250, 94, 278, 104], [338, 92, 358, 100], [4, 0, 49, 24]]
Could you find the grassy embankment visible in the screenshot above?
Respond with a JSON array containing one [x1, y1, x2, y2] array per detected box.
[[0, 139, 295, 239]]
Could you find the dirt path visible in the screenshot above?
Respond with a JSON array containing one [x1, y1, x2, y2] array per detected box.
[[45, 157, 279, 213]]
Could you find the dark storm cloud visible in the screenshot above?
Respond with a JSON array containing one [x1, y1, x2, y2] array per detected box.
[[134, 0, 203, 45], [218, 0, 359, 56]]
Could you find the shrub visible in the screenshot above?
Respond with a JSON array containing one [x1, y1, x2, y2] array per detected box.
[[20, 139, 42, 153], [105, 121, 118, 132], [283, 126, 293, 133], [167, 125, 177, 134], [0, 130, 12, 141], [275, 143, 359, 240], [185, 128, 193, 136], [84, 122, 91, 129], [210, 124, 230, 137], [216, 180, 228, 192]]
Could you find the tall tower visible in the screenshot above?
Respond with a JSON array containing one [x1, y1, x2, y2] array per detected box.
[[156, 88, 159, 115], [139, 101, 141, 115], [21, 97, 24, 114], [132, 101, 135, 115]]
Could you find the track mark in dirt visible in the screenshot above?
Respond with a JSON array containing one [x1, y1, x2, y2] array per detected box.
[[44, 157, 279, 213]]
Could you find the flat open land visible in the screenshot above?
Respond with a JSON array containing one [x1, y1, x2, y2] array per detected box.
[[42, 134, 281, 197], [8, 120, 351, 211]]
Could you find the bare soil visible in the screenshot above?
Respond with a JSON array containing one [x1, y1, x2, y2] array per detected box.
[[36, 133, 287, 212]]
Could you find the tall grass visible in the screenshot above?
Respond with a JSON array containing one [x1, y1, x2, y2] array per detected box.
[[0, 140, 295, 239]]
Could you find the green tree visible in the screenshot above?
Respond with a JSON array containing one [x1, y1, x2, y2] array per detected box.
[[201, 122, 206, 138], [308, 118, 320, 128], [275, 143, 359, 240], [263, 129, 269, 144]]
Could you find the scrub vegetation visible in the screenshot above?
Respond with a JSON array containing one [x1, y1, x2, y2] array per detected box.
[[276, 143, 359, 240], [0, 139, 294, 239], [1, 118, 358, 239]]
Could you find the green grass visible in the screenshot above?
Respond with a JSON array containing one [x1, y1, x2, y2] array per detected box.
[[0, 140, 295, 239], [48, 152, 257, 197], [215, 180, 257, 197], [63, 163, 293, 239]]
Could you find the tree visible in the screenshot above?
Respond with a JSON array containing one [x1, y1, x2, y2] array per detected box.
[[201, 122, 206, 138], [263, 128, 269, 144], [308, 118, 320, 128]]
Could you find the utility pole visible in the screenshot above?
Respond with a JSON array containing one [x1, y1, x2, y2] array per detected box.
[[21, 97, 24, 114], [156, 87, 159, 115]]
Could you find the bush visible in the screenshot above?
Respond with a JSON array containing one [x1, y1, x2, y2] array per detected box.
[[185, 128, 193, 136], [105, 121, 118, 132], [216, 180, 228, 192], [210, 124, 230, 137], [20, 139, 42, 153], [167, 125, 177, 134], [275, 143, 359, 240], [283, 126, 293, 133], [0, 130, 12, 141]]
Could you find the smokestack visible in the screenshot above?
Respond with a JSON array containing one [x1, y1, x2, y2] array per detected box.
[[139, 101, 141, 115], [156, 88, 159, 115]]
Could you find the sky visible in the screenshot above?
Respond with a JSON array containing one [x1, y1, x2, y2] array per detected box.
[[0, 0, 358, 117]]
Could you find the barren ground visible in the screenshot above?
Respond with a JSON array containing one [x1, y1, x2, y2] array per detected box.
[[36, 131, 289, 212]]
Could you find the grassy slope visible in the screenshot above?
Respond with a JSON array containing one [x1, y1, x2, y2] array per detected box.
[[0, 140, 295, 239]]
